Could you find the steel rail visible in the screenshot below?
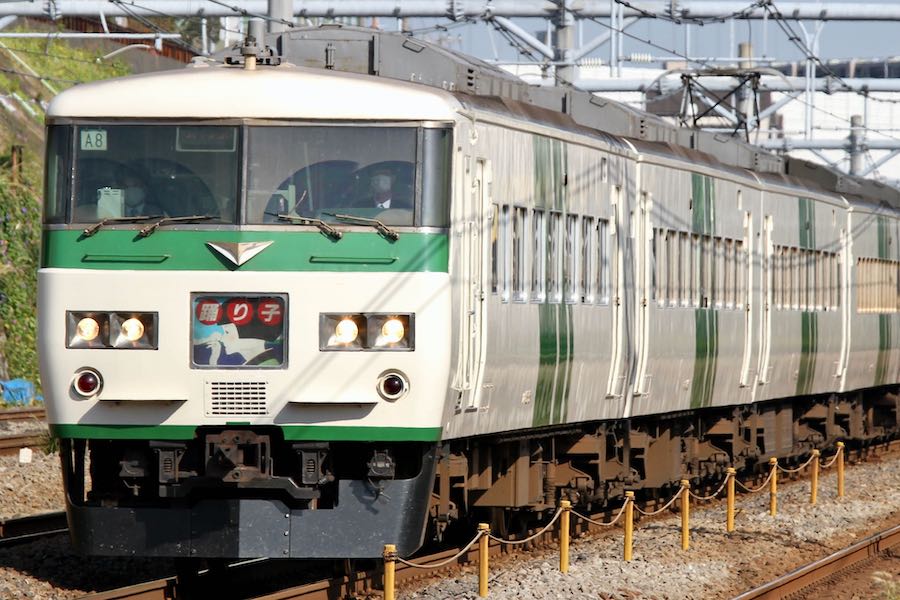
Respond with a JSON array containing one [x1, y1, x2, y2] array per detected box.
[[0, 433, 46, 456], [0, 408, 45, 421], [732, 522, 900, 600], [0, 511, 68, 547]]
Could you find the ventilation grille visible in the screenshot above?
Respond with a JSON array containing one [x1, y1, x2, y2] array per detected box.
[[206, 381, 268, 416]]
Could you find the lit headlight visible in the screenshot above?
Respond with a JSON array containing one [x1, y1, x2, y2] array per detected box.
[[320, 314, 365, 350], [76, 317, 100, 341], [368, 315, 412, 349], [66, 312, 109, 348], [334, 319, 359, 344], [110, 313, 157, 349], [66, 311, 157, 349], [319, 313, 414, 351]]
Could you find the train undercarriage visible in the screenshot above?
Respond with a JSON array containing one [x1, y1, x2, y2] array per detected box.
[[431, 387, 900, 538], [58, 387, 898, 557]]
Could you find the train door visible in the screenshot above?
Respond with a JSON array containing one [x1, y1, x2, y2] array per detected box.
[[606, 184, 632, 404], [835, 226, 850, 387], [632, 189, 652, 396], [738, 209, 755, 391], [757, 214, 774, 385], [454, 156, 490, 410]]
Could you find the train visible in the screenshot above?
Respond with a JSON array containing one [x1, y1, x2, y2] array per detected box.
[[38, 25, 899, 560]]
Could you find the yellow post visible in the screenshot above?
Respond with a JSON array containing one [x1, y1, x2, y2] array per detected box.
[[624, 491, 634, 562], [769, 457, 778, 517], [680, 480, 690, 551], [836, 442, 845, 498], [726, 467, 736, 533], [383, 544, 396, 600], [559, 500, 571, 574], [810, 449, 820, 505], [478, 523, 490, 598]]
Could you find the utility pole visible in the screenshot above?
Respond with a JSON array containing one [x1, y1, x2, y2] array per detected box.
[[555, 0, 575, 84], [268, 0, 292, 33], [849, 114, 865, 175]]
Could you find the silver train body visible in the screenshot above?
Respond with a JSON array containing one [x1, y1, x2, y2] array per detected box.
[[38, 27, 899, 559]]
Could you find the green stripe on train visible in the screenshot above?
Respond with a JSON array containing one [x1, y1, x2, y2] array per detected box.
[[690, 173, 718, 408], [875, 215, 891, 386], [532, 135, 572, 426], [41, 230, 449, 272], [796, 197, 818, 396], [50, 424, 442, 442]]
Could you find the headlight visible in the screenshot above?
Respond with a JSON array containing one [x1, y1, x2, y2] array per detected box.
[[334, 318, 359, 344], [320, 314, 365, 350], [76, 317, 100, 341], [319, 313, 413, 351], [66, 312, 109, 348], [66, 311, 157, 349], [368, 315, 412, 350]]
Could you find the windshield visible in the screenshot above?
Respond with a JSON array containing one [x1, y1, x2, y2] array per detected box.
[[45, 123, 451, 228], [247, 126, 420, 227], [50, 125, 240, 224]]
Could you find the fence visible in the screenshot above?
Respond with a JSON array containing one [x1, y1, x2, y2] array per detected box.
[[383, 443, 847, 599]]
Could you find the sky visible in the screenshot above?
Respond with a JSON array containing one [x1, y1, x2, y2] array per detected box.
[[395, 9, 900, 69]]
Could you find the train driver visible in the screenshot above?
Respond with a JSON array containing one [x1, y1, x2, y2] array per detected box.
[[352, 168, 412, 210]]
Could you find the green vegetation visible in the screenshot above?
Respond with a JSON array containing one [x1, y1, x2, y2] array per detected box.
[[0, 36, 132, 395], [0, 33, 131, 107]]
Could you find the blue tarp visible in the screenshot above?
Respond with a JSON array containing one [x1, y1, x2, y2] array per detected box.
[[2, 379, 35, 405]]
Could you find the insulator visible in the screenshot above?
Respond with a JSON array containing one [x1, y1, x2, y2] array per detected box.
[[628, 52, 653, 63], [578, 57, 604, 67]]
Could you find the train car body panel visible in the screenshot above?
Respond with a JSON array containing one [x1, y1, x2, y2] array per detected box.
[[844, 203, 900, 392]]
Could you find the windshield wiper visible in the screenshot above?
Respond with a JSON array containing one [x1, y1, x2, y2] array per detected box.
[[83, 215, 161, 237], [139, 215, 217, 238], [322, 212, 399, 241], [267, 212, 343, 240]]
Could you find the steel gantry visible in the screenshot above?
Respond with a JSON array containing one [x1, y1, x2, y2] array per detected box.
[[2, 0, 900, 177]]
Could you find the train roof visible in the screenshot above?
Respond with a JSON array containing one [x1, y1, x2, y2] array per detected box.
[[47, 62, 461, 121]]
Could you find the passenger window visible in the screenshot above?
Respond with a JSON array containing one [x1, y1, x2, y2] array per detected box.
[[548, 212, 562, 303], [565, 214, 578, 303], [500, 205, 510, 303], [491, 203, 500, 296], [597, 218, 610, 305], [581, 217, 595, 303], [512, 206, 527, 302], [531, 209, 546, 303]]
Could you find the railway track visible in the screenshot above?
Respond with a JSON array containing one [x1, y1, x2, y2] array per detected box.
[[0, 407, 47, 456], [732, 522, 900, 600], [0, 511, 68, 547], [74, 439, 900, 600]]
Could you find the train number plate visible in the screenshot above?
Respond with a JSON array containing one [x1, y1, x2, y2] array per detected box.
[[191, 294, 287, 368]]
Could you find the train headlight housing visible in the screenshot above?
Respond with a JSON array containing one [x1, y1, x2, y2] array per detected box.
[[320, 314, 365, 350], [66, 311, 158, 349], [319, 313, 413, 351], [67, 312, 109, 348], [369, 315, 412, 349], [111, 314, 156, 349]]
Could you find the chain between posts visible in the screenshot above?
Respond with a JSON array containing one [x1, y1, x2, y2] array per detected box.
[[487, 506, 563, 545], [571, 498, 631, 527], [776, 452, 817, 474], [687, 476, 730, 501], [633, 484, 686, 516], [734, 464, 777, 494], [394, 530, 486, 569]]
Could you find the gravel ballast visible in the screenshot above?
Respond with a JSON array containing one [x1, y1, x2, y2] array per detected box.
[[406, 453, 900, 600]]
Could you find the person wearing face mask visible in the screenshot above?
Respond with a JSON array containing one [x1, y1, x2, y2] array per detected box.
[[119, 172, 163, 217], [352, 168, 411, 210]]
